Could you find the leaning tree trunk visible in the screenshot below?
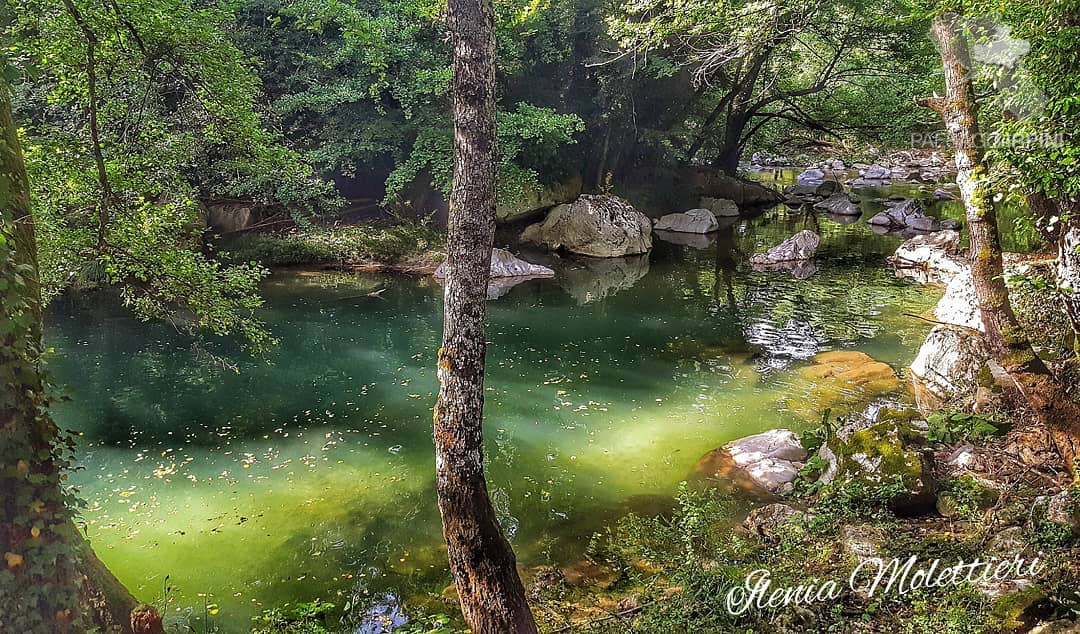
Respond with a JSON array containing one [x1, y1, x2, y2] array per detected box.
[[920, 15, 1080, 472], [432, 0, 538, 632], [1, 75, 160, 634]]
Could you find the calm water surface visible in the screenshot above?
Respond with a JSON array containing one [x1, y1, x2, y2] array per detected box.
[[47, 195, 945, 630]]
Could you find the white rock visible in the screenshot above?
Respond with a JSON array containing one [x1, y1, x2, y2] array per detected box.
[[723, 429, 807, 493], [433, 248, 555, 279], [890, 230, 966, 283], [910, 325, 990, 408], [935, 269, 985, 331], [520, 194, 652, 258]]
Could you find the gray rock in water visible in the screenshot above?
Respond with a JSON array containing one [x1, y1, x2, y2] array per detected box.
[[814, 193, 861, 216], [654, 208, 719, 233], [520, 194, 652, 257], [434, 247, 555, 280], [940, 219, 962, 231], [700, 197, 740, 217], [654, 229, 718, 250], [862, 164, 892, 180], [749, 230, 821, 264], [797, 168, 826, 184], [868, 199, 940, 231]]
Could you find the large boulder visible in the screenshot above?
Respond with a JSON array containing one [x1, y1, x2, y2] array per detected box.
[[749, 230, 820, 264], [692, 429, 807, 495], [520, 194, 652, 258], [862, 164, 892, 180], [934, 269, 985, 331], [816, 420, 936, 514], [654, 208, 719, 233], [889, 230, 966, 284], [813, 193, 861, 216], [910, 325, 990, 410]]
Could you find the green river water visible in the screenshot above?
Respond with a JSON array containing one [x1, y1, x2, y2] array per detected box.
[[46, 182, 970, 631]]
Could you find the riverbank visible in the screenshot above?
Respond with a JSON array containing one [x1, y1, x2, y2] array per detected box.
[[220, 223, 446, 273]]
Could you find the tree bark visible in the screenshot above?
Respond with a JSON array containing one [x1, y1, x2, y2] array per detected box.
[[920, 15, 1080, 472], [2, 73, 160, 634], [433, 0, 538, 632]]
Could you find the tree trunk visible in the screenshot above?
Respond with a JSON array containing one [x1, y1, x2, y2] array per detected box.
[[2, 74, 160, 634], [920, 15, 1080, 472], [433, 0, 538, 632]]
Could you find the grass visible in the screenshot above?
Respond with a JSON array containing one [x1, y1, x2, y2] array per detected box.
[[220, 224, 446, 268]]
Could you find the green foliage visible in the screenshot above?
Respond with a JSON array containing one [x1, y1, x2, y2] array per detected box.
[[223, 224, 445, 267], [904, 586, 989, 634], [926, 411, 1009, 445], [251, 600, 336, 634], [238, 0, 584, 209], [7, 0, 339, 350], [805, 481, 903, 534]]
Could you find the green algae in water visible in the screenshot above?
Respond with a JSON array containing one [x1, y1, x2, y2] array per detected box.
[[47, 208, 940, 630]]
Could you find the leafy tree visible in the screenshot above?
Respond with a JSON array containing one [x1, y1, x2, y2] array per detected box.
[[606, 0, 935, 172], [6, 0, 339, 350]]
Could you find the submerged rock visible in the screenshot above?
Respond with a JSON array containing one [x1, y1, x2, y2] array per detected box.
[[560, 559, 619, 590], [800, 351, 902, 394], [520, 194, 652, 257], [813, 193, 860, 216], [749, 230, 820, 264], [750, 258, 818, 279], [654, 208, 719, 233]]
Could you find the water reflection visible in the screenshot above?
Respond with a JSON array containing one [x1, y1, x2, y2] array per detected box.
[[47, 200, 945, 630]]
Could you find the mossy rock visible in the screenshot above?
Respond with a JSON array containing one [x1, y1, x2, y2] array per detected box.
[[819, 420, 935, 514], [936, 475, 1000, 519], [988, 586, 1049, 631]]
